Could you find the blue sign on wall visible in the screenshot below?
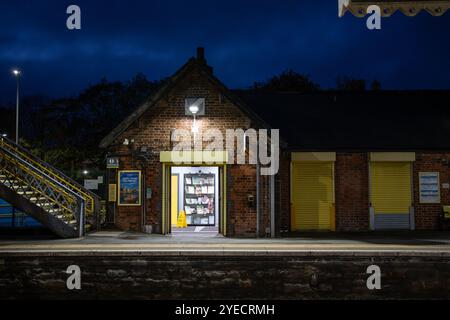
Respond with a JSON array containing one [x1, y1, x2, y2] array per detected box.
[[118, 171, 142, 206]]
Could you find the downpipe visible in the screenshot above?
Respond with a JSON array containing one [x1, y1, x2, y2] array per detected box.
[[256, 157, 260, 238]]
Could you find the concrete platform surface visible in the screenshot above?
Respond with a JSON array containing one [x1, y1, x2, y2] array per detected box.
[[1, 230, 450, 254]]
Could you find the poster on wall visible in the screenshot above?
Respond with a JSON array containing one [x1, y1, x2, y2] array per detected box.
[[118, 170, 141, 206], [419, 172, 440, 204]]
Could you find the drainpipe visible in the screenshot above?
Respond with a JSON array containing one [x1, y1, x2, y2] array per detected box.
[[142, 168, 146, 232], [78, 200, 84, 238], [256, 145, 261, 238]]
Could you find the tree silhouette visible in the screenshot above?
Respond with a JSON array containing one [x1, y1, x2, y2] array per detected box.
[[336, 76, 366, 91], [0, 74, 162, 179], [252, 69, 320, 92]]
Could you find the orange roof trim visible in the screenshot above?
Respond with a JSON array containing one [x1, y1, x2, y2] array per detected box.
[[339, 0, 450, 17]]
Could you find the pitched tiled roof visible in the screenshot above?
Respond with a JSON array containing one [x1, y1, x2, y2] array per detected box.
[[99, 53, 272, 148], [234, 90, 450, 151]]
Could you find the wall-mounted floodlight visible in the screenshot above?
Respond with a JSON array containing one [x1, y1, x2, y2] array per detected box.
[[189, 105, 199, 114], [185, 98, 205, 116], [185, 98, 204, 134]]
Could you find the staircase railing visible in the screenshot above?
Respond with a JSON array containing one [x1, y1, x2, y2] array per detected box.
[[0, 144, 85, 236], [0, 136, 100, 221]]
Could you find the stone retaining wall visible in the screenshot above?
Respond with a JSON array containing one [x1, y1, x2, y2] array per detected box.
[[0, 252, 449, 299]]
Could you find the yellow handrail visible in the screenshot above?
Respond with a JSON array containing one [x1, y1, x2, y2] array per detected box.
[[1, 151, 77, 216], [0, 138, 95, 215]]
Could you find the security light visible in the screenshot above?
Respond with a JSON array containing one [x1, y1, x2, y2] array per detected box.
[[83, 170, 89, 175], [189, 105, 199, 114], [185, 98, 205, 115]]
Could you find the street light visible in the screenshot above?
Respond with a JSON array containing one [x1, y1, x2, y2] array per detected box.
[[12, 69, 21, 144]]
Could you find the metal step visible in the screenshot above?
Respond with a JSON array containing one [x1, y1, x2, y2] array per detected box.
[[28, 196, 48, 202], [2, 182, 28, 189], [47, 208, 64, 214], [16, 191, 36, 196], [35, 203, 56, 210]]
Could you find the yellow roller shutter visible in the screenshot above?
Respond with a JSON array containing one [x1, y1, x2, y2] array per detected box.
[[371, 162, 411, 214], [291, 162, 334, 231]]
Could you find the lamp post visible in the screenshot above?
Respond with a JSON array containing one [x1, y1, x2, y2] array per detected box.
[[12, 69, 21, 144]]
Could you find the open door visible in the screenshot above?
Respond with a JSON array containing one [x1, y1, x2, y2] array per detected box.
[[162, 164, 227, 236]]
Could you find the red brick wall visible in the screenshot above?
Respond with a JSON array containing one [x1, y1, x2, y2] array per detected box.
[[335, 153, 370, 231], [108, 64, 265, 236], [334, 152, 450, 232], [227, 164, 257, 236], [413, 153, 450, 230], [106, 60, 450, 235]]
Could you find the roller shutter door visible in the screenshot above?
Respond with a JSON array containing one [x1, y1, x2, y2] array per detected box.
[[291, 163, 334, 231], [370, 162, 412, 230]]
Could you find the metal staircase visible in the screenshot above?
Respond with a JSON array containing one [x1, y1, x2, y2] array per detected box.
[[0, 136, 100, 238]]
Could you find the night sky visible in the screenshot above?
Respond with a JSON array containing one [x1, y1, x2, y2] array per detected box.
[[1, 0, 450, 104]]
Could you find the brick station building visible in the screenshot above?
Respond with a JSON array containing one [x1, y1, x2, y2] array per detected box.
[[100, 48, 450, 237]]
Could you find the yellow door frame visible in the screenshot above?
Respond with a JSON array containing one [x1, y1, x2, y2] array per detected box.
[[161, 163, 227, 236]]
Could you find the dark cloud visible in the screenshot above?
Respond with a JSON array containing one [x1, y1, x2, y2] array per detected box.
[[0, 0, 450, 103]]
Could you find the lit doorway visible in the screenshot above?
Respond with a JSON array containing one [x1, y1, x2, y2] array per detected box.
[[170, 166, 220, 236]]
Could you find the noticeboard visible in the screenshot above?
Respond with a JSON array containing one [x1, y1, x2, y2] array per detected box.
[[419, 172, 440, 204]]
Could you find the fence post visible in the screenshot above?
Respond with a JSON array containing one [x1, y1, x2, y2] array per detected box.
[[78, 199, 84, 238]]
